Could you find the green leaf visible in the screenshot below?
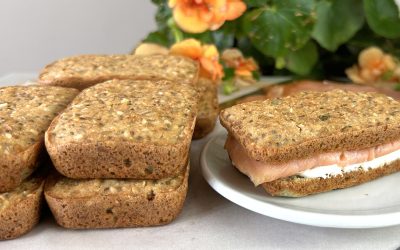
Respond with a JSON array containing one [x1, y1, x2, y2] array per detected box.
[[212, 21, 237, 50], [312, 0, 364, 51], [142, 30, 171, 47], [252, 70, 261, 81], [395, 83, 400, 91], [222, 79, 238, 95], [285, 41, 318, 75], [223, 68, 235, 81], [151, 0, 165, 5], [242, 0, 316, 59], [244, 0, 270, 8], [155, 2, 172, 30], [364, 0, 400, 38]]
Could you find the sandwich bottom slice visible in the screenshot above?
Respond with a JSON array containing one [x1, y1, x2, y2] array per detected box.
[[44, 165, 189, 229], [262, 160, 400, 197], [0, 175, 44, 240], [226, 134, 400, 197]]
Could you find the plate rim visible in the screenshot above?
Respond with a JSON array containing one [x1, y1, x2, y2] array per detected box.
[[201, 134, 400, 229]]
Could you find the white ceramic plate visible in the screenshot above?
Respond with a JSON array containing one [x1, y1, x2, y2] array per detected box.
[[217, 76, 291, 104], [201, 132, 400, 228]]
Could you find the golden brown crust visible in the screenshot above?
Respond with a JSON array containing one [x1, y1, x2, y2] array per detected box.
[[263, 160, 400, 197], [220, 90, 400, 163], [44, 166, 189, 229], [38, 54, 199, 90], [0, 86, 78, 192], [0, 177, 44, 240], [45, 79, 197, 179], [193, 78, 219, 139], [0, 142, 42, 192]]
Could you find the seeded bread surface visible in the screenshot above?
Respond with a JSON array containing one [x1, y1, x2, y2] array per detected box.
[[220, 90, 400, 163], [45, 165, 189, 229], [193, 78, 219, 139], [0, 86, 78, 192], [0, 176, 44, 240], [45, 79, 198, 179], [263, 160, 400, 197], [38, 54, 199, 90]]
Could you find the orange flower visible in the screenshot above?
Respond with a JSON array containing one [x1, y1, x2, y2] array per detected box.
[[168, 0, 246, 33], [222, 48, 259, 79], [170, 38, 223, 82], [346, 47, 399, 84]]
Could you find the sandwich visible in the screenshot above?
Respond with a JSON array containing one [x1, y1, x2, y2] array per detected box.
[[44, 165, 188, 229], [38, 54, 199, 90], [45, 79, 198, 179], [220, 90, 400, 197], [0, 86, 78, 192]]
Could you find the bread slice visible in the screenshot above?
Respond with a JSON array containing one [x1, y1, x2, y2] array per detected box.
[[45, 79, 198, 179], [45, 165, 189, 229], [263, 160, 400, 197], [193, 78, 219, 139], [0, 86, 78, 192], [38, 54, 199, 90], [0, 175, 44, 240], [220, 90, 400, 163]]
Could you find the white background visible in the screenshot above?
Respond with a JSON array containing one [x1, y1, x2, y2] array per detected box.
[[0, 0, 156, 76]]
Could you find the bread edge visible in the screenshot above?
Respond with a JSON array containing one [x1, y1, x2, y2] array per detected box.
[[262, 160, 400, 197], [0, 142, 42, 192], [0, 179, 44, 240], [45, 114, 195, 179], [44, 165, 189, 229]]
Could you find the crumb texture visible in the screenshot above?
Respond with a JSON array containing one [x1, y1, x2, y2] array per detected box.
[[45, 166, 189, 229], [220, 90, 400, 162], [38, 54, 199, 89], [46, 79, 197, 179], [0, 176, 44, 240], [0, 86, 78, 155], [0, 86, 78, 192], [49, 79, 197, 145]]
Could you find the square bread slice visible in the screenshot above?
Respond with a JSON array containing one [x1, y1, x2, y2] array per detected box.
[[0, 86, 78, 192], [45, 79, 198, 179], [193, 78, 219, 139], [45, 165, 189, 229], [38, 54, 199, 90], [220, 90, 400, 163], [0, 175, 44, 240]]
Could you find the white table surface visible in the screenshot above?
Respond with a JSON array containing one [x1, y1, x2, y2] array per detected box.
[[1, 74, 400, 250]]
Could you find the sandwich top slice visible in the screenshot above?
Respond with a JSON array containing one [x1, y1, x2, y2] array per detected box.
[[45, 79, 198, 179], [38, 54, 199, 90], [220, 90, 400, 197]]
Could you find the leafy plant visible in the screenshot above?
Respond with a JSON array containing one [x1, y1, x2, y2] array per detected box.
[[144, 0, 400, 77]]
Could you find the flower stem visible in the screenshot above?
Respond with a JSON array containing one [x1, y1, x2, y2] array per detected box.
[[168, 18, 184, 42]]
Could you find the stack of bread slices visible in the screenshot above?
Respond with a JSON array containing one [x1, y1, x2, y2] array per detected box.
[[0, 86, 78, 239], [44, 79, 198, 229], [0, 54, 207, 239]]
